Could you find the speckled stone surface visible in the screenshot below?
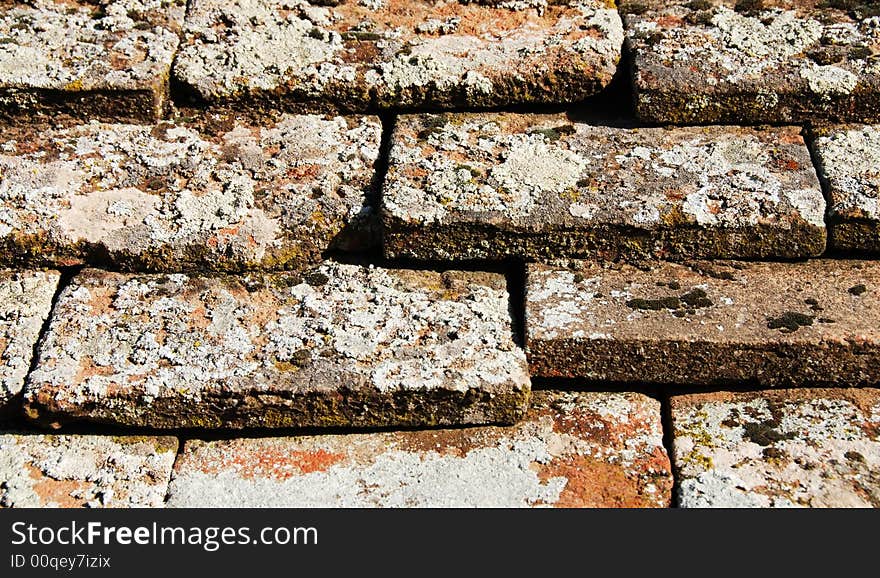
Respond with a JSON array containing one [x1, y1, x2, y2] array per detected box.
[[165, 391, 671, 508], [0, 0, 185, 123], [812, 124, 880, 253], [526, 259, 880, 386], [172, 0, 623, 113], [671, 389, 880, 508], [0, 434, 177, 508], [0, 270, 59, 412], [382, 113, 825, 262], [0, 114, 381, 271], [623, 0, 880, 124], [24, 262, 530, 429]]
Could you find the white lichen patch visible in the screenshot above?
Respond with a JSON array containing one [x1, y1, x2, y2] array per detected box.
[[0, 434, 177, 508], [813, 125, 880, 221], [0, 1, 183, 98], [672, 390, 880, 508], [0, 270, 59, 408], [173, 0, 622, 109], [384, 114, 824, 250], [0, 114, 381, 270], [165, 391, 671, 507], [24, 262, 529, 428], [800, 63, 860, 98]]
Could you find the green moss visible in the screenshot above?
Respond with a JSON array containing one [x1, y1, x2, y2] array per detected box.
[[111, 435, 178, 454], [527, 125, 576, 143]]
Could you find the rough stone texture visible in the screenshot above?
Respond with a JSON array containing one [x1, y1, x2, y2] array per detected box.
[[0, 113, 381, 271], [671, 389, 880, 508], [165, 391, 671, 508], [623, 0, 880, 124], [0, 270, 59, 412], [0, 0, 185, 123], [0, 433, 177, 507], [811, 124, 880, 253], [172, 0, 623, 113], [24, 262, 529, 429], [526, 259, 880, 386], [383, 113, 825, 261]]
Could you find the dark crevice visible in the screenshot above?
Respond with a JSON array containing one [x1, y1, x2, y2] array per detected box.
[[505, 259, 527, 349], [529, 377, 663, 398], [660, 395, 680, 509], [163, 434, 188, 505]]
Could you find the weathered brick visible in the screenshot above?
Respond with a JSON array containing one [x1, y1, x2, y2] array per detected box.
[[0, 270, 59, 412], [172, 0, 623, 113], [624, 1, 880, 124], [0, 434, 177, 507], [165, 391, 671, 508], [0, 0, 185, 123], [0, 114, 381, 271], [526, 259, 880, 386], [382, 113, 825, 262], [812, 124, 880, 253], [670, 389, 880, 508], [24, 262, 529, 429]]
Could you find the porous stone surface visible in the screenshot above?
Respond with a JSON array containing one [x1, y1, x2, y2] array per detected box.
[[0, 434, 178, 508], [172, 0, 623, 113], [0, 114, 381, 271], [165, 391, 671, 508], [24, 262, 529, 429], [671, 389, 880, 508], [0, 0, 185, 123], [526, 259, 880, 386], [811, 124, 880, 252], [383, 113, 825, 261], [0, 270, 59, 412], [623, 0, 880, 124]]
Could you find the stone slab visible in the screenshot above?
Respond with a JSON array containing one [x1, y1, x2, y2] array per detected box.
[[0, 113, 381, 271], [24, 262, 530, 429], [0, 0, 185, 123], [526, 259, 880, 386], [172, 0, 623, 113], [165, 390, 671, 508], [0, 433, 177, 508], [811, 124, 880, 253], [0, 270, 59, 412], [670, 388, 880, 508], [623, 0, 880, 124], [382, 113, 825, 261]]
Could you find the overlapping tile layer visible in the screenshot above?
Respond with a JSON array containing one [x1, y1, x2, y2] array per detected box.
[[671, 389, 880, 508], [0, 0, 185, 122], [526, 259, 880, 386], [23, 263, 530, 429], [812, 124, 880, 253], [384, 113, 825, 261], [166, 391, 671, 507], [0, 114, 381, 271], [173, 0, 623, 113], [624, 0, 880, 124]]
